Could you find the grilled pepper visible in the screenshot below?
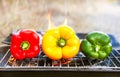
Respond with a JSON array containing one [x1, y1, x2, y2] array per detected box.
[[42, 25, 80, 60], [81, 31, 112, 60], [10, 29, 40, 60]]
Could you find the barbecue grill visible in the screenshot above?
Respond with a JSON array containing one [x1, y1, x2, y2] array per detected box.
[[0, 32, 120, 77]]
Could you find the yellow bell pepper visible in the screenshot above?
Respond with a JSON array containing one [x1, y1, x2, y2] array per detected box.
[[42, 25, 80, 60]]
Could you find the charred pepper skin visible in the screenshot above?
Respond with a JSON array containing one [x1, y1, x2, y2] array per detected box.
[[10, 29, 40, 60], [42, 25, 80, 60], [81, 31, 112, 60]]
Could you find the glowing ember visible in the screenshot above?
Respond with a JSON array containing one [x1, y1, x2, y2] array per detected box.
[[9, 56, 16, 64]]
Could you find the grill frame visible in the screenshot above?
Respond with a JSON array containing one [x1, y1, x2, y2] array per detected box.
[[0, 32, 120, 72]]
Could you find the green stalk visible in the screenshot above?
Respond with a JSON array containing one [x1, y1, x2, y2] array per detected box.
[[20, 41, 30, 50], [57, 38, 66, 47]]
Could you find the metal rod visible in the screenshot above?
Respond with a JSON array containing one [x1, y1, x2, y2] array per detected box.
[[20, 61, 24, 67], [4, 55, 12, 66], [0, 49, 10, 63], [44, 57, 46, 67], [113, 49, 120, 56], [28, 59, 31, 67], [67, 61, 70, 67], [107, 56, 117, 67], [79, 56, 85, 66], [60, 60, 62, 67], [111, 52, 120, 64], [74, 58, 77, 67], [88, 60, 92, 66], [52, 60, 54, 67], [36, 58, 39, 66], [103, 59, 109, 67], [96, 61, 101, 66]]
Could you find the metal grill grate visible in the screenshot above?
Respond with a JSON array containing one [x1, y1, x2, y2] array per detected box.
[[0, 46, 120, 71], [0, 33, 120, 71]]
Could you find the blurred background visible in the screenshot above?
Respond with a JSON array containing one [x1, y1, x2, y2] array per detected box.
[[0, 0, 120, 44]]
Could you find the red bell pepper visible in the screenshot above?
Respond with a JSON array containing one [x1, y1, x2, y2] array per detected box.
[[10, 29, 40, 60]]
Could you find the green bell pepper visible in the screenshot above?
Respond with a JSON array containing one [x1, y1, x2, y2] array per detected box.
[[81, 31, 112, 60]]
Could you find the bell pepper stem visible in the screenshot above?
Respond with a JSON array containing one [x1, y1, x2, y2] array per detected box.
[[57, 38, 66, 47], [95, 45, 100, 52], [20, 41, 30, 50]]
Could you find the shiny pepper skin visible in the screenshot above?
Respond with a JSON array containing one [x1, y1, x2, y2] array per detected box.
[[10, 29, 40, 60], [42, 25, 80, 60]]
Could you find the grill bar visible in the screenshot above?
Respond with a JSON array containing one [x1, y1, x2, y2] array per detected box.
[[59, 60, 62, 67], [108, 56, 117, 67], [20, 61, 24, 67], [114, 49, 120, 55], [103, 60, 109, 67], [4, 55, 12, 66], [67, 62, 69, 68], [0, 49, 10, 63], [80, 57, 85, 66], [88, 60, 92, 66], [111, 52, 120, 64]]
